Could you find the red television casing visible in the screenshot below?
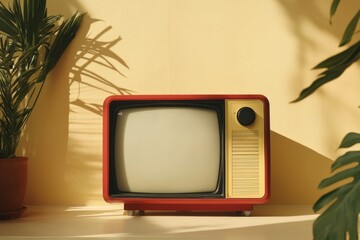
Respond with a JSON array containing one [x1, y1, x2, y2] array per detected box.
[[103, 95, 270, 213]]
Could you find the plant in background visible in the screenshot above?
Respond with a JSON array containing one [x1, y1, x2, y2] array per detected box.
[[292, 1, 360, 239], [0, 0, 84, 158]]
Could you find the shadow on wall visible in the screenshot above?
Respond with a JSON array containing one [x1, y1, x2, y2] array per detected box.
[[64, 14, 131, 205], [277, 0, 360, 197], [270, 131, 332, 205], [277, 0, 360, 93], [19, 1, 131, 205], [69, 16, 132, 115]]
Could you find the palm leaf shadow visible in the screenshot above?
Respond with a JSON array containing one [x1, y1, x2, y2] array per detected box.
[[69, 18, 131, 116]]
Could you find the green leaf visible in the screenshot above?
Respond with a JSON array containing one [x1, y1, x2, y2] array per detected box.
[[313, 178, 360, 240], [37, 11, 84, 82], [0, 2, 17, 37], [339, 132, 360, 148], [331, 151, 360, 172], [292, 41, 360, 102], [318, 164, 360, 189], [313, 138, 360, 240], [313, 182, 353, 212], [330, 0, 341, 23], [291, 68, 344, 103], [314, 41, 360, 70], [339, 10, 360, 47], [313, 131, 360, 239]]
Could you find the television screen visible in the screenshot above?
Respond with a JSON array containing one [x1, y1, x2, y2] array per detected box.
[[114, 107, 221, 194]]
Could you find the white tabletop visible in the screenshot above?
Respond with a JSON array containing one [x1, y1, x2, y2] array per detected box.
[[0, 205, 316, 239]]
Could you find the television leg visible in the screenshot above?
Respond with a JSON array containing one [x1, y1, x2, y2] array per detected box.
[[235, 210, 252, 216], [125, 210, 136, 216], [243, 210, 251, 216], [124, 210, 145, 216]]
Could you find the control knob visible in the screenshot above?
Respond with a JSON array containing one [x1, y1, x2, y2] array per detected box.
[[237, 107, 256, 126]]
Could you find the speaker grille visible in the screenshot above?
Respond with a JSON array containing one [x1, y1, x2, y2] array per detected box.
[[231, 130, 260, 196]]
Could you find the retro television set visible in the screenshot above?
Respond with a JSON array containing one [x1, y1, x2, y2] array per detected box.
[[103, 95, 270, 215]]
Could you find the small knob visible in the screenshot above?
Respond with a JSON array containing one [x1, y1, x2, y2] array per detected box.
[[237, 107, 256, 126]]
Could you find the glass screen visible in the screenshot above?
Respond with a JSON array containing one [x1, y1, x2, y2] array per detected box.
[[114, 107, 220, 194]]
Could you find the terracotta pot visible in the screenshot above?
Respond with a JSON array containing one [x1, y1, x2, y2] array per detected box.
[[0, 157, 27, 220]]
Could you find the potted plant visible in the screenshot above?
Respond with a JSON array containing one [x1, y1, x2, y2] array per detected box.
[[0, 0, 83, 219], [292, 1, 360, 239]]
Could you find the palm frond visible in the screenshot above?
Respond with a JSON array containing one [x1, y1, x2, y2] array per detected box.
[[0, 2, 17, 37], [0, 0, 84, 158], [41, 11, 84, 76], [330, 0, 340, 24], [291, 41, 360, 102], [339, 10, 360, 47], [339, 132, 360, 148]]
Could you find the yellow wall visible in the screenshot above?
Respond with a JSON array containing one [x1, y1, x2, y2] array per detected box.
[[11, 0, 360, 206]]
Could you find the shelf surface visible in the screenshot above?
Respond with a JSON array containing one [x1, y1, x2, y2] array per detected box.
[[0, 205, 317, 239]]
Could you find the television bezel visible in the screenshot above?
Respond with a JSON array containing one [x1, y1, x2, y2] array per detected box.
[[107, 98, 225, 198]]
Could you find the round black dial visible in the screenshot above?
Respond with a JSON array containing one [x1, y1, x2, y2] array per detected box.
[[237, 107, 256, 126]]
